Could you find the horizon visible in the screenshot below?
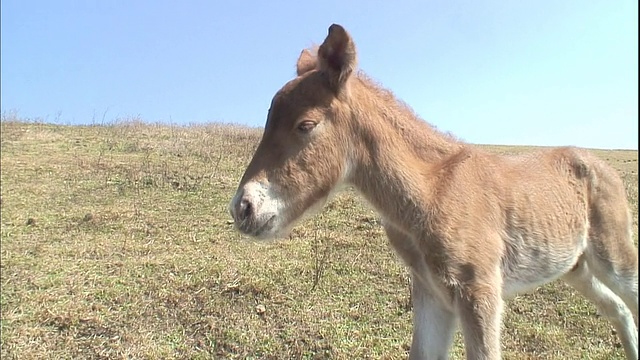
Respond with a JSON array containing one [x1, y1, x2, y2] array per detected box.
[[2, 1, 638, 150], [3, 114, 637, 152]]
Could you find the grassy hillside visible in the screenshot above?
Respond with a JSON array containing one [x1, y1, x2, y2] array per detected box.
[[1, 119, 637, 359]]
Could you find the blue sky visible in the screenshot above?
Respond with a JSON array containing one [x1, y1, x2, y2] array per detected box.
[[2, 1, 637, 149]]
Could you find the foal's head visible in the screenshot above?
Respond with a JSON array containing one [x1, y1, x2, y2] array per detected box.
[[229, 24, 359, 239]]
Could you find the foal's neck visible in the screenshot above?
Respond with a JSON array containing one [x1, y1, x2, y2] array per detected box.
[[348, 76, 464, 232]]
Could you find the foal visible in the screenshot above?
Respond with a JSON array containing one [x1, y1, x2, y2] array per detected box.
[[229, 24, 638, 359]]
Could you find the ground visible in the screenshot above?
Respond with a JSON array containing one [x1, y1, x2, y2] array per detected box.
[[1, 118, 637, 359]]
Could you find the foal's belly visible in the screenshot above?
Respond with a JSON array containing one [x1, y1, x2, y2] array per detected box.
[[500, 232, 588, 298]]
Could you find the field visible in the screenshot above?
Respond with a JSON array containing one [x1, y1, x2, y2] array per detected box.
[[1, 118, 637, 359]]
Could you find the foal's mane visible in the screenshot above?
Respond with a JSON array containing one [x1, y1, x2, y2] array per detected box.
[[352, 70, 464, 159]]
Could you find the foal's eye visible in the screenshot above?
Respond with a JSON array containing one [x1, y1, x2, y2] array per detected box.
[[296, 120, 317, 133]]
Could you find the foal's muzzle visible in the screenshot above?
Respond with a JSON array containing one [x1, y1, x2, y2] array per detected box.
[[228, 181, 280, 239]]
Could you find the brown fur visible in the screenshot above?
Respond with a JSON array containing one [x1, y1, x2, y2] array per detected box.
[[230, 24, 638, 359]]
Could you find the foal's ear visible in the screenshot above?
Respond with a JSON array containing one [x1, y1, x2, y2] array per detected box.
[[317, 24, 357, 92], [296, 48, 318, 76]]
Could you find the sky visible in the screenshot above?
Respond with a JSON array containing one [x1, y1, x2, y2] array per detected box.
[[1, 1, 638, 150]]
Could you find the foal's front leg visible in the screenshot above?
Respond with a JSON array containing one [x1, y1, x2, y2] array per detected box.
[[384, 224, 457, 359], [410, 275, 457, 360], [456, 281, 504, 360]]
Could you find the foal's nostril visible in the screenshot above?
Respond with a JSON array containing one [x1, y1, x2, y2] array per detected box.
[[239, 198, 253, 221]]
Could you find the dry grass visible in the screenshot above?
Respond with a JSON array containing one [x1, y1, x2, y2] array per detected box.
[[1, 117, 637, 359]]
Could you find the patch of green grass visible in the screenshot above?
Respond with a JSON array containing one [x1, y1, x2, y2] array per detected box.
[[1, 119, 637, 359]]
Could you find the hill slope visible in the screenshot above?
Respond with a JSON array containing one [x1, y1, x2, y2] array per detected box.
[[1, 120, 637, 359]]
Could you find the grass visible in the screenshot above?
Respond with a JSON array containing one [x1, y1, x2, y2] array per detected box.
[[0, 117, 637, 359]]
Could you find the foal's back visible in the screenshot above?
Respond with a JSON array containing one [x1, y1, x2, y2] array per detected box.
[[434, 145, 636, 297]]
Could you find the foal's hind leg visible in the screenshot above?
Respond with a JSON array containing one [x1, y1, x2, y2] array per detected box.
[[586, 187, 638, 324], [585, 246, 639, 326], [587, 251, 639, 327], [563, 257, 638, 360]]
